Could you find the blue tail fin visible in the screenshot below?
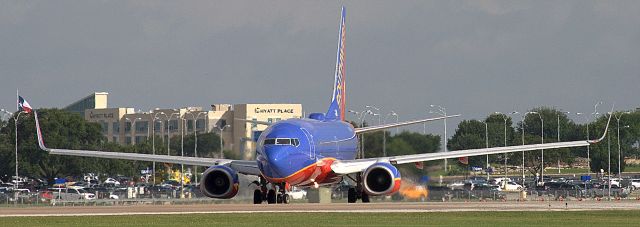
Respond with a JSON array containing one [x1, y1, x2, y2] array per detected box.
[[325, 6, 346, 121]]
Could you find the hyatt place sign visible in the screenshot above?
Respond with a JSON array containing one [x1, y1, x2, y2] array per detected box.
[[254, 107, 295, 114]]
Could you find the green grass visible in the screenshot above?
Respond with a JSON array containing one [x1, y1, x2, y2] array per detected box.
[[624, 165, 640, 172], [3, 211, 640, 226]]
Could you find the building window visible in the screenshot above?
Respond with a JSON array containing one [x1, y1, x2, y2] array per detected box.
[[113, 122, 120, 133], [154, 121, 162, 132], [136, 121, 148, 133], [217, 119, 227, 127], [169, 120, 178, 132], [187, 120, 194, 132], [112, 136, 118, 143], [100, 121, 108, 134], [135, 136, 146, 144], [125, 122, 132, 133], [196, 119, 205, 130], [125, 136, 132, 144]]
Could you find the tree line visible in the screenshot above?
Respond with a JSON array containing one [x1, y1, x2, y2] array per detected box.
[[0, 109, 222, 183]]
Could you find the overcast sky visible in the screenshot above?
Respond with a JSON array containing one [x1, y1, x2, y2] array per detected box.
[[1, 1, 638, 135]]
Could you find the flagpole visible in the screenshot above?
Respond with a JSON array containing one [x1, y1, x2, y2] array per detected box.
[[15, 89, 19, 190]]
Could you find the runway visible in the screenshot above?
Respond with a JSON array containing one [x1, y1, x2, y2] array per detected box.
[[2, 201, 640, 217]]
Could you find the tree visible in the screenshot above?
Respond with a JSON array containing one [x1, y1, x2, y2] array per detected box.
[[0, 109, 148, 182], [169, 132, 222, 158]]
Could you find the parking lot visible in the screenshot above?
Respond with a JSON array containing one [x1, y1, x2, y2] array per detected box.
[[2, 173, 640, 206]]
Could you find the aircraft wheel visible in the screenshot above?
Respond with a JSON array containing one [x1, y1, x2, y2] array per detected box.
[[253, 189, 263, 204], [283, 194, 290, 204], [347, 188, 357, 203], [276, 194, 283, 204], [267, 189, 277, 204], [361, 193, 370, 203]]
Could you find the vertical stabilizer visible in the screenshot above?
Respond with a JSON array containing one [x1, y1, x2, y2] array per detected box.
[[325, 6, 347, 121]]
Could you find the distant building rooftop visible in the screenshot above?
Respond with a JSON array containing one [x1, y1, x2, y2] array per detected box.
[[64, 92, 108, 115]]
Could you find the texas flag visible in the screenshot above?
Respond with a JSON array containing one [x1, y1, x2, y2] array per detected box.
[[18, 96, 32, 113]]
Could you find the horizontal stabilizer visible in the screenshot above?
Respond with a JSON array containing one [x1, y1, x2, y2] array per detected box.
[[235, 118, 272, 126]]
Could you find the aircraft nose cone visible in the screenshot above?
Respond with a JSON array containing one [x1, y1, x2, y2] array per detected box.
[[264, 146, 288, 176]]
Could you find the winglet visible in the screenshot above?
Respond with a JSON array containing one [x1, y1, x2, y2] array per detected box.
[[34, 111, 49, 151], [588, 105, 614, 144]]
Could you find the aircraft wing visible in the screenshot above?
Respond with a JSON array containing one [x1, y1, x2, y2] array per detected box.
[[34, 111, 261, 176], [354, 115, 460, 134], [332, 113, 612, 175]]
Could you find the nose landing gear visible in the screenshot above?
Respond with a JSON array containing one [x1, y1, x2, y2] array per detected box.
[[252, 177, 290, 204]]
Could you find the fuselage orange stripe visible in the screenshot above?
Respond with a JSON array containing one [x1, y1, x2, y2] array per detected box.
[[263, 157, 337, 182]]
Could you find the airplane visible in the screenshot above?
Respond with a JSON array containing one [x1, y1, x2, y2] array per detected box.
[[32, 6, 611, 204]]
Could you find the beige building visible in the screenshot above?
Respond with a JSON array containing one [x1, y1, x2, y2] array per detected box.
[[70, 93, 302, 160]]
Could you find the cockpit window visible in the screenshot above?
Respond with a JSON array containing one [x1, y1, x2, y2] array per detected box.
[[264, 138, 300, 146], [276, 138, 291, 145]]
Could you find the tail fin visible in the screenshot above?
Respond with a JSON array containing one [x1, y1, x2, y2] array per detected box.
[[325, 6, 347, 121]]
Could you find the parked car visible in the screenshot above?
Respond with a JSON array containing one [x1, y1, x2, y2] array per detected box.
[[593, 184, 630, 198], [502, 181, 523, 191], [289, 188, 307, 200], [49, 187, 96, 200], [103, 178, 121, 186], [630, 179, 640, 190]]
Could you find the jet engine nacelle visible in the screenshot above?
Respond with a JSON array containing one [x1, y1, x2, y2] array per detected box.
[[362, 162, 401, 196], [200, 165, 239, 199]]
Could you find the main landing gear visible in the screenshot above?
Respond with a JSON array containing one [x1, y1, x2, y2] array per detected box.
[[347, 174, 370, 203], [252, 177, 290, 204]]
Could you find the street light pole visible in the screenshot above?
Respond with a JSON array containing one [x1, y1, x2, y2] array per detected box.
[[495, 113, 508, 178], [365, 106, 382, 158], [576, 112, 592, 174], [383, 111, 398, 157], [592, 102, 603, 174], [614, 112, 630, 178], [483, 121, 489, 180], [359, 109, 373, 158], [151, 111, 167, 186], [166, 113, 180, 156], [185, 111, 207, 184], [216, 124, 231, 159], [607, 121, 611, 201], [556, 111, 570, 173], [15, 112, 21, 189], [512, 111, 536, 185], [430, 105, 447, 172], [10, 111, 24, 190], [530, 112, 544, 183]]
